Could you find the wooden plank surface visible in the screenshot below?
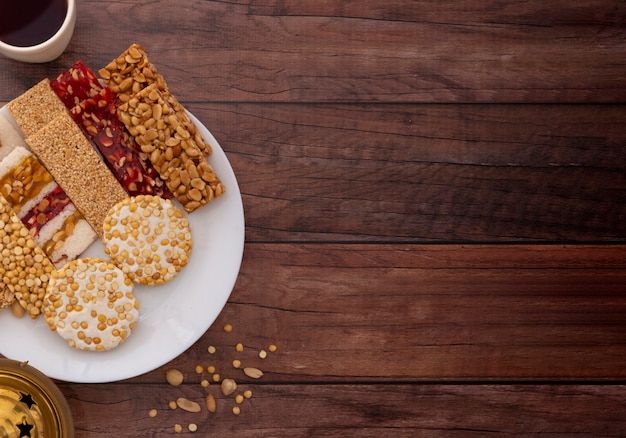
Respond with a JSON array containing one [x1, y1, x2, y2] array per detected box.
[[0, 1, 625, 436], [193, 103, 626, 242], [143, 244, 626, 382], [0, 1, 625, 103], [58, 383, 626, 437]]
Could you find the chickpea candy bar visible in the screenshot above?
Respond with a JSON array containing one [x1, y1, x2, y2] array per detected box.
[[102, 195, 192, 286], [0, 193, 54, 319], [44, 258, 139, 351]]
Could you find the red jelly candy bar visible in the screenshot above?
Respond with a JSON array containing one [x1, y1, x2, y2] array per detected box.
[[50, 60, 103, 108]]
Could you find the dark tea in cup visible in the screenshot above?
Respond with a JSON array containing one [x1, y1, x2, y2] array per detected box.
[[0, 0, 68, 47]]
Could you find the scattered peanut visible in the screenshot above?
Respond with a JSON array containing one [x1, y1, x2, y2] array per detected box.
[[148, 409, 157, 418], [166, 368, 184, 386], [206, 394, 216, 413], [221, 378, 237, 396], [11, 299, 25, 318], [176, 397, 201, 413], [174, 424, 182, 433], [243, 367, 264, 379], [152, 321, 278, 431]]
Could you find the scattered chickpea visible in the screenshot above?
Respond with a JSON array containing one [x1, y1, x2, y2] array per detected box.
[[168, 400, 177, 410], [235, 343, 244, 352], [200, 379, 210, 387], [174, 424, 183, 433], [188, 423, 198, 432], [148, 409, 157, 418], [195, 365, 203, 374], [244, 389, 253, 399], [207, 345, 216, 354], [232, 406, 241, 415], [268, 344, 277, 353], [235, 394, 244, 404], [259, 349, 267, 359], [212, 373, 221, 382], [207, 365, 216, 374], [223, 323, 233, 333], [232, 359, 241, 369]]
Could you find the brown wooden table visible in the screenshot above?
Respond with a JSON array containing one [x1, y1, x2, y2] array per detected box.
[[1, 1, 626, 436]]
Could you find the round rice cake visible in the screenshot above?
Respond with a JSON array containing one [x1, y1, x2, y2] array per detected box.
[[44, 258, 139, 352], [102, 195, 192, 286]]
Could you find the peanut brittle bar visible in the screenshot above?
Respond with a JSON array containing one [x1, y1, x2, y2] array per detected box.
[[99, 43, 214, 156], [117, 84, 224, 213]]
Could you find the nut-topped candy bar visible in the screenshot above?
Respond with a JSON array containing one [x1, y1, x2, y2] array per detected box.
[[0, 193, 55, 319], [99, 43, 214, 157], [26, 111, 128, 237], [51, 61, 173, 199], [0, 147, 98, 268], [117, 84, 225, 213]]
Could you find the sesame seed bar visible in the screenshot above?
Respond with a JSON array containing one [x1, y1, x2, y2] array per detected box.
[[6, 78, 68, 137], [25, 112, 128, 237]]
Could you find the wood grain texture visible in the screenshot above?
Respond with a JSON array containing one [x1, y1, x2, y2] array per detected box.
[[192, 103, 626, 242], [134, 244, 625, 382], [0, 1, 625, 436], [0, 1, 625, 103], [59, 383, 626, 437]]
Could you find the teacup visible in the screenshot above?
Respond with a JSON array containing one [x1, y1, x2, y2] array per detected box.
[[0, 0, 76, 63]]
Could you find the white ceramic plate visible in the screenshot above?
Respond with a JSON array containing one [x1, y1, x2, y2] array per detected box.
[[0, 107, 244, 383]]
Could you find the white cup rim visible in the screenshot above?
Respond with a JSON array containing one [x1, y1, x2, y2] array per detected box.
[[0, 0, 76, 53]]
